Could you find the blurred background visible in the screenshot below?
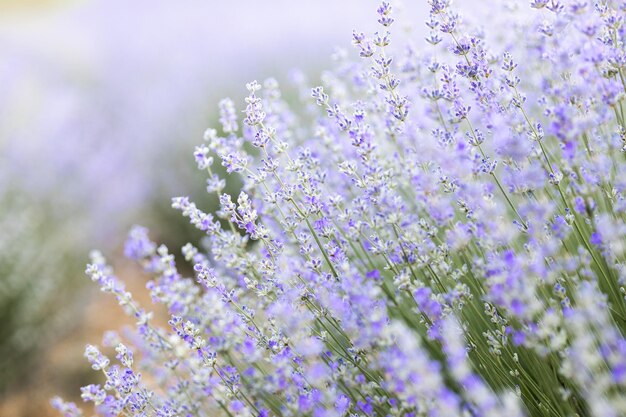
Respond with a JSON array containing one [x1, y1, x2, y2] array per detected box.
[[0, 0, 382, 415]]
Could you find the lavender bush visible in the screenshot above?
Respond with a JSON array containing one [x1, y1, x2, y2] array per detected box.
[[53, 1, 626, 416], [0, 0, 374, 395]]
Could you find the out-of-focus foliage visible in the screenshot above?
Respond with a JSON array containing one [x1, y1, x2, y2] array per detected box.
[[0, 189, 84, 391]]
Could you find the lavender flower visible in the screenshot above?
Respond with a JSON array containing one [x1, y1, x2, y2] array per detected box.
[[57, 1, 626, 416]]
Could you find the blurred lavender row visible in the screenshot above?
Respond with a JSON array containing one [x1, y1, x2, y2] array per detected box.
[[0, 0, 382, 241]]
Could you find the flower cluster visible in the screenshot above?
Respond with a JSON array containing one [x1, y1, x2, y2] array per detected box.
[[54, 1, 626, 416]]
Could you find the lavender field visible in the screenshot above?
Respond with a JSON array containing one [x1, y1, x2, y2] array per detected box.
[[3, 1, 626, 416]]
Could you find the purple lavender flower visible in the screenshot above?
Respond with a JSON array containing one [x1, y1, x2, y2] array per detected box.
[[56, 1, 626, 416]]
